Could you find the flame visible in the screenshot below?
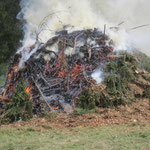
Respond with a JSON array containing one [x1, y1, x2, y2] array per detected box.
[[8, 64, 19, 81], [52, 106, 59, 110], [49, 106, 59, 113], [26, 85, 33, 100], [26, 87, 30, 93], [8, 72, 13, 81]]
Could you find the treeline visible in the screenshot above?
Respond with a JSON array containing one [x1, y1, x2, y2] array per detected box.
[[0, 0, 22, 64]]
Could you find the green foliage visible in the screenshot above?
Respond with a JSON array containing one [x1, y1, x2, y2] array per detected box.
[[105, 53, 137, 93], [0, 63, 8, 75], [0, 75, 6, 87], [135, 50, 150, 72], [0, 63, 8, 86], [104, 73, 125, 94], [4, 80, 33, 122], [0, 0, 22, 64], [77, 86, 132, 109], [78, 52, 137, 109], [77, 88, 100, 109]]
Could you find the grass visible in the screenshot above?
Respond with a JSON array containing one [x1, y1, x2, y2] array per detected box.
[[0, 124, 150, 150]]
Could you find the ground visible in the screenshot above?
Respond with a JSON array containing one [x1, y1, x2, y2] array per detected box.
[[0, 124, 150, 150], [0, 98, 150, 150]]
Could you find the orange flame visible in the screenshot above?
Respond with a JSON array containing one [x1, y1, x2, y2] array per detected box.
[[48, 106, 60, 113], [26, 85, 33, 100], [8, 72, 13, 81], [8, 65, 19, 82], [52, 106, 59, 110]]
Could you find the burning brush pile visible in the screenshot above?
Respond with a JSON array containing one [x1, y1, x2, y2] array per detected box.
[[1, 28, 147, 122]]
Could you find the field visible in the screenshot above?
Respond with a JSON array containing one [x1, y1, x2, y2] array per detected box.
[[0, 124, 150, 150]]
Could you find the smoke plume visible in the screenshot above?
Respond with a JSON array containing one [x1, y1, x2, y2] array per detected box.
[[17, 0, 150, 55]]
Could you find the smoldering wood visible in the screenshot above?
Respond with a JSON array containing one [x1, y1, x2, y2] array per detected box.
[[0, 28, 114, 114]]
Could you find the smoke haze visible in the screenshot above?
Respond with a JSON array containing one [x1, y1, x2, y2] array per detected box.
[[18, 0, 150, 55]]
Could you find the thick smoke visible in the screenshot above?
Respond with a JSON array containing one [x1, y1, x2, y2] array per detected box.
[[17, 0, 150, 55], [16, 0, 150, 83]]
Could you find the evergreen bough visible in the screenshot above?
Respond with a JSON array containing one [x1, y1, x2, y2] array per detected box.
[[78, 52, 137, 109], [4, 79, 33, 122]]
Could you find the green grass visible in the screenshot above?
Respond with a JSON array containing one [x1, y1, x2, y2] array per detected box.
[[0, 124, 150, 150]]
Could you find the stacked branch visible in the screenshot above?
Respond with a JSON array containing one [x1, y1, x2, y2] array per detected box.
[[0, 28, 114, 114]]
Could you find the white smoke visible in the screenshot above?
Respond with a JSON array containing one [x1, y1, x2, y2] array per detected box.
[[91, 68, 103, 84], [16, 0, 150, 81], [17, 0, 150, 56]]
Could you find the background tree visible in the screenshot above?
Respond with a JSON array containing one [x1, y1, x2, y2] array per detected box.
[[0, 0, 22, 64]]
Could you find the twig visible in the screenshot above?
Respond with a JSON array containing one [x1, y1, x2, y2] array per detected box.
[[73, 32, 83, 54], [38, 10, 69, 33], [118, 21, 124, 26], [31, 76, 52, 110], [40, 74, 62, 88], [129, 24, 149, 30], [0, 96, 10, 101], [82, 65, 90, 83], [88, 48, 91, 60]]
